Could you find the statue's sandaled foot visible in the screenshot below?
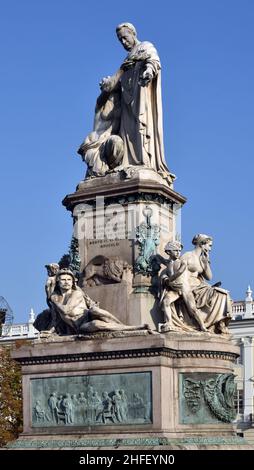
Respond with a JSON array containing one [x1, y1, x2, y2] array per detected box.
[[217, 320, 229, 335], [39, 327, 56, 338], [200, 323, 207, 332], [160, 322, 179, 333]]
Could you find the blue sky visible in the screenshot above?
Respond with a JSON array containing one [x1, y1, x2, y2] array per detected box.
[[1, 0, 254, 322]]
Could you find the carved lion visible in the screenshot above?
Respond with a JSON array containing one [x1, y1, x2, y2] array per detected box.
[[81, 255, 127, 287]]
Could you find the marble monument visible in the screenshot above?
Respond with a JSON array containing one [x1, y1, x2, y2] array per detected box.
[[10, 23, 249, 450]]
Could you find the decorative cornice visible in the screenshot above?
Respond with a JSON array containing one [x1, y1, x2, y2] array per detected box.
[[15, 347, 238, 366], [63, 185, 186, 212]]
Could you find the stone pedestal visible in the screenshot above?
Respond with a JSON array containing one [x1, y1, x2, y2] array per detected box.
[[9, 331, 251, 449], [62, 169, 185, 330]]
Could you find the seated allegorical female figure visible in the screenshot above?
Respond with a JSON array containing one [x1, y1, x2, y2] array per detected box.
[[159, 234, 232, 334]]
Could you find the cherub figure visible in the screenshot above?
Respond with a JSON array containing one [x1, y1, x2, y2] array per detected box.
[[45, 263, 59, 303]]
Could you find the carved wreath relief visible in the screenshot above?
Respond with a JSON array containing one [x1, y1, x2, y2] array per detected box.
[[180, 373, 237, 424]]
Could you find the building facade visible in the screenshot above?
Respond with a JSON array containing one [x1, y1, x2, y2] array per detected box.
[[229, 286, 254, 441], [0, 308, 38, 343]]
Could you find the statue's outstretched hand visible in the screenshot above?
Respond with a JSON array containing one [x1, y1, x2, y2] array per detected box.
[[99, 76, 114, 92], [139, 70, 153, 87]]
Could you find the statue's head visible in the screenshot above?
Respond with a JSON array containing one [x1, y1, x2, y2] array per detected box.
[[45, 263, 59, 276], [116, 22, 137, 51], [192, 234, 213, 251], [164, 240, 183, 259], [55, 268, 77, 292]]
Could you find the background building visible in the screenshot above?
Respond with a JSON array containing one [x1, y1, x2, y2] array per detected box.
[[230, 286, 254, 443], [0, 308, 38, 344]]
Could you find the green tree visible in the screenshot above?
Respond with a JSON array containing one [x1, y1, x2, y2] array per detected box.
[[0, 346, 22, 446]]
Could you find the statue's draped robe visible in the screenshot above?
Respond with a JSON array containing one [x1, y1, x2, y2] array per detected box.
[[119, 41, 169, 175], [170, 283, 232, 332], [81, 41, 170, 177], [80, 91, 121, 177], [159, 252, 232, 333]]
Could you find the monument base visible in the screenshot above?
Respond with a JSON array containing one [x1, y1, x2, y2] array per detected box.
[[10, 331, 252, 449], [7, 435, 250, 450]]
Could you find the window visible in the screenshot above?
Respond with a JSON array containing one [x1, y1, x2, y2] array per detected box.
[[236, 344, 244, 365], [234, 389, 244, 415]]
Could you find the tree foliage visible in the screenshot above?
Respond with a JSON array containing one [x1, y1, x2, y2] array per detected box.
[[0, 346, 22, 446]]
